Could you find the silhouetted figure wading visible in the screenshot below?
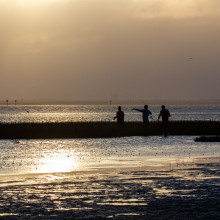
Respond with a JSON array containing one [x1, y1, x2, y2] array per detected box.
[[158, 105, 171, 136], [114, 106, 124, 124], [132, 105, 152, 125]]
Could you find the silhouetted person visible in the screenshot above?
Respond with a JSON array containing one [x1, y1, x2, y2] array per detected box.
[[158, 105, 171, 136], [114, 106, 124, 124], [132, 105, 152, 125]]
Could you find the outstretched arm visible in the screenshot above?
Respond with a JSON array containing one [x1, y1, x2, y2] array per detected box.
[[132, 108, 143, 112]]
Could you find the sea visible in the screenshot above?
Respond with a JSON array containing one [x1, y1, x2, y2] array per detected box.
[[0, 105, 220, 175]]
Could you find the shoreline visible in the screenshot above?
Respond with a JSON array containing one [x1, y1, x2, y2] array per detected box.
[[1, 155, 219, 177], [1, 155, 219, 176]]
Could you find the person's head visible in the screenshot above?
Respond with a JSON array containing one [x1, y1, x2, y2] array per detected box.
[[118, 106, 121, 110], [161, 105, 165, 109], [144, 105, 148, 109]]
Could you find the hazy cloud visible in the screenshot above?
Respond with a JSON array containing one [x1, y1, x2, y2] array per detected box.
[[132, 0, 220, 18], [0, 0, 220, 101]]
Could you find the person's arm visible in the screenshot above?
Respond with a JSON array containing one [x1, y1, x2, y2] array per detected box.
[[113, 112, 118, 120], [158, 111, 161, 120], [168, 111, 171, 117], [132, 108, 143, 112], [148, 111, 153, 119]]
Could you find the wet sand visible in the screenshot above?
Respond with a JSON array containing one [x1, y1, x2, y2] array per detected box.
[[0, 157, 219, 219]]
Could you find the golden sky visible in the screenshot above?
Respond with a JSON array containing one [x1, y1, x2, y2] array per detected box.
[[1, 0, 220, 102]]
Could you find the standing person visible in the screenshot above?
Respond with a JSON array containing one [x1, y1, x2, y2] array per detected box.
[[114, 106, 124, 124], [158, 105, 171, 136], [132, 105, 152, 125]]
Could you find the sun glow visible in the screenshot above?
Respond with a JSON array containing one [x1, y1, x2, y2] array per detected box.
[[17, 0, 63, 6], [35, 153, 79, 173]]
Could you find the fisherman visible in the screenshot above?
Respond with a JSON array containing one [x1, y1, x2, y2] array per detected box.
[[114, 106, 124, 124], [158, 105, 171, 136], [132, 105, 152, 125]]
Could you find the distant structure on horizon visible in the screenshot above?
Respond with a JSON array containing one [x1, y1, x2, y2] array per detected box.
[[0, 99, 220, 105]]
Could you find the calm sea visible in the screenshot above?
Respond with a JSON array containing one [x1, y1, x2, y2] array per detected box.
[[0, 105, 220, 175], [0, 105, 220, 123], [0, 136, 220, 175]]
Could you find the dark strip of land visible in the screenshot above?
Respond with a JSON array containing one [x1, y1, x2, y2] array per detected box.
[[0, 121, 220, 139], [195, 136, 220, 142]]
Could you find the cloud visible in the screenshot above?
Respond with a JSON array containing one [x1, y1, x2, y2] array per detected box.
[[0, 0, 220, 100], [132, 0, 220, 18]]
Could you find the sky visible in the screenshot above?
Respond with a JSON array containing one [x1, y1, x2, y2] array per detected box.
[[1, 0, 220, 103]]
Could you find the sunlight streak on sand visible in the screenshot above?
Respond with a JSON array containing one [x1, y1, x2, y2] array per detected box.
[[35, 153, 79, 173]]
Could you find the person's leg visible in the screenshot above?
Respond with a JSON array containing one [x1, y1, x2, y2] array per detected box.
[[143, 121, 149, 126], [162, 121, 168, 136]]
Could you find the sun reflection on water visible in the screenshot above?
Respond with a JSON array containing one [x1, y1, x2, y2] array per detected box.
[[35, 153, 79, 173]]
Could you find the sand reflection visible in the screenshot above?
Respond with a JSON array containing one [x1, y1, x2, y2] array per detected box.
[[35, 152, 79, 173]]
